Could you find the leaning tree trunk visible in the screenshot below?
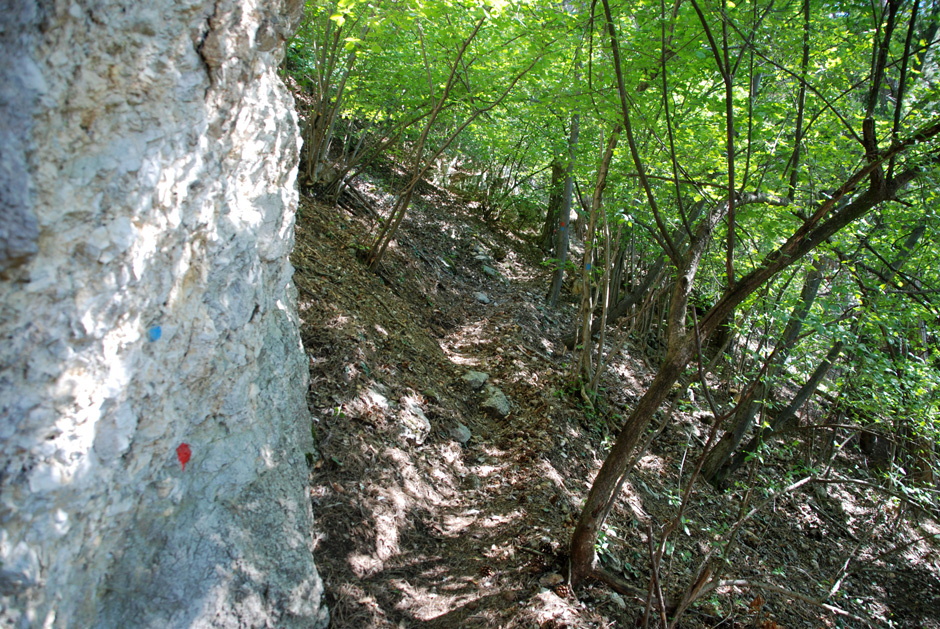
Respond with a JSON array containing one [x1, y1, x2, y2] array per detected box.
[[715, 340, 844, 486], [713, 221, 927, 484], [701, 258, 825, 484], [569, 168, 930, 586]]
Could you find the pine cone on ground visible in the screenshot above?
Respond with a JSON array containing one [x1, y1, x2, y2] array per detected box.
[[554, 583, 572, 598]]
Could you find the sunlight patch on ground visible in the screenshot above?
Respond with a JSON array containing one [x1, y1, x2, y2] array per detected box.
[[345, 483, 409, 576], [391, 578, 475, 621], [530, 589, 580, 626], [440, 442, 468, 470], [622, 483, 650, 522], [385, 446, 450, 504], [540, 337, 555, 355], [347, 551, 385, 577], [345, 441, 470, 578], [443, 509, 482, 535], [429, 463, 457, 489], [329, 314, 352, 328], [539, 460, 567, 487], [442, 319, 493, 359], [474, 464, 502, 478], [440, 349, 482, 366], [612, 359, 646, 393], [442, 505, 525, 537], [497, 260, 542, 283], [479, 509, 525, 529], [637, 453, 666, 475]]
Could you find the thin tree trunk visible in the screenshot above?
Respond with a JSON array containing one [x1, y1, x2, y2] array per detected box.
[[570, 134, 934, 589], [571, 0, 939, 588], [368, 23, 541, 269], [574, 128, 620, 383], [368, 16, 486, 269], [714, 220, 925, 484], [562, 200, 705, 349], [538, 159, 566, 253]]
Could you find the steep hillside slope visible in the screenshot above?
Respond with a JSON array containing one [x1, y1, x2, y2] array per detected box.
[[294, 177, 940, 628]]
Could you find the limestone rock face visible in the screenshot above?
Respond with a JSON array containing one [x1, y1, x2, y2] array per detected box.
[[0, 1, 327, 627]]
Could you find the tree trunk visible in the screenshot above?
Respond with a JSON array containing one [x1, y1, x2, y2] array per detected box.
[[538, 159, 566, 253], [574, 129, 620, 384], [569, 167, 928, 585], [701, 259, 825, 483], [367, 20, 540, 269], [715, 341, 844, 486], [562, 201, 705, 349], [572, 0, 938, 589], [547, 113, 580, 306], [713, 221, 925, 484], [570, 341, 694, 583]]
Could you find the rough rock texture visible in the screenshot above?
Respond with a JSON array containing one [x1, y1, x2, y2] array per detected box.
[[451, 422, 472, 445], [398, 397, 432, 445], [0, 1, 327, 627], [481, 385, 511, 418], [462, 370, 489, 391]]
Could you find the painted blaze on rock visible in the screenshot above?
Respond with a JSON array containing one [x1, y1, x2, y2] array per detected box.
[[0, 1, 327, 627]]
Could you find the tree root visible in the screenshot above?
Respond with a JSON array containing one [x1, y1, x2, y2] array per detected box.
[[583, 565, 655, 604]]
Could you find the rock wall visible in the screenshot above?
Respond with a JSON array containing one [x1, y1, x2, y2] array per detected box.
[[0, 1, 327, 626]]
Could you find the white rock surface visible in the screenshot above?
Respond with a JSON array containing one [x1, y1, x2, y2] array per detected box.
[[0, 1, 327, 627], [399, 397, 432, 444]]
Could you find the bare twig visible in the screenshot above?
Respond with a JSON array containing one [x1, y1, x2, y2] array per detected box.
[[647, 521, 669, 628], [715, 579, 873, 625]]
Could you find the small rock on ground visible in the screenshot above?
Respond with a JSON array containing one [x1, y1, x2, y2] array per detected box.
[[451, 422, 472, 445], [398, 399, 431, 444], [462, 371, 489, 390], [480, 384, 510, 417]]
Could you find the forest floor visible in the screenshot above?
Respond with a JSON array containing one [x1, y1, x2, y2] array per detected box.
[[292, 170, 940, 628]]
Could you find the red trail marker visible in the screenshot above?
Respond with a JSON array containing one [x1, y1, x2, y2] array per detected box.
[[176, 443, 192, 471]]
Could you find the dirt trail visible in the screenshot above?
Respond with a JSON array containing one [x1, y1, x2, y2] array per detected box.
[[292, 181, 940, 628]]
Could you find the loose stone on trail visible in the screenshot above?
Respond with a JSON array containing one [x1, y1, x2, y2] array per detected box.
[[480, 384, 510, 418], [462, 371, 489, 390]]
